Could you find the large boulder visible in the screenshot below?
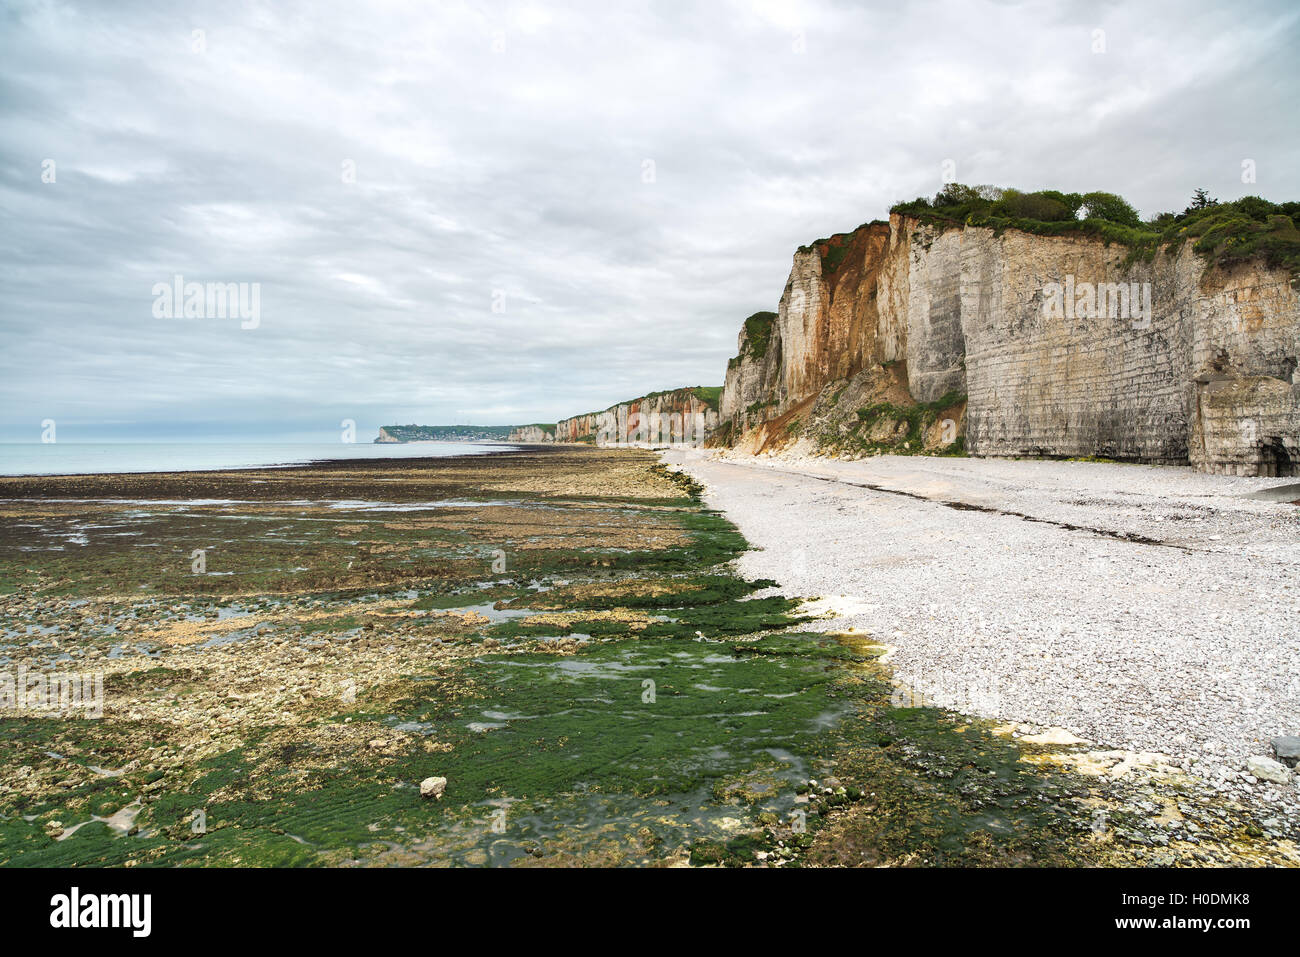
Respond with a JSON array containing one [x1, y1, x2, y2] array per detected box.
[[1245, 756, 1291, 785], [1270, 735, 1300, 768]]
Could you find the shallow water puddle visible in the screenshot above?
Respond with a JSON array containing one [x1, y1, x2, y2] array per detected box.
[[380, 634, 853, 864]]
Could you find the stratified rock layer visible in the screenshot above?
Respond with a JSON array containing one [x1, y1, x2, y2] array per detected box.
[[511, 388, 720, 446], [721, 214, 1300, 475], [508, 425, 555, 443]]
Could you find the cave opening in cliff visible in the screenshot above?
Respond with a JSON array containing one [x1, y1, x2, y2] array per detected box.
[[1260, 436, 1295, 477]]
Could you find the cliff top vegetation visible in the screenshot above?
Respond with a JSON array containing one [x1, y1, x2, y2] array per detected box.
[[607, 385, 721, 412], [891, 185, 1300, 278], [730, 311, 778, 369], [566, 386, 723, 422]]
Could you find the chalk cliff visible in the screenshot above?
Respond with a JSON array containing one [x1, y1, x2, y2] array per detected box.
[[507, 425, 556, 443], [510, 387, 721, 445], [719, 214, 1300, 476]]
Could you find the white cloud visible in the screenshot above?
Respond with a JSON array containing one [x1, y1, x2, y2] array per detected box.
[[0, 0, 1296, 440]]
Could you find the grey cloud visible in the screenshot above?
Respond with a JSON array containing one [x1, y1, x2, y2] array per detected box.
[[1, 0, 1296, 441]]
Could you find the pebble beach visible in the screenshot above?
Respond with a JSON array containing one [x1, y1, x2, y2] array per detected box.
[[667, 449, 1300, 811]]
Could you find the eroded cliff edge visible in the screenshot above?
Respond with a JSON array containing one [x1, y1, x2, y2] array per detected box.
[[509, 386, 721, 445], [718, 213, 1300, 476]]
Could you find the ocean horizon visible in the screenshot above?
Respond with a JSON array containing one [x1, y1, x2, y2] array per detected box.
[[0, 441, 514, 477]]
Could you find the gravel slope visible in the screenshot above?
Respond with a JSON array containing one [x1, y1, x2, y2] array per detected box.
[[666, 449, 1300, 801]]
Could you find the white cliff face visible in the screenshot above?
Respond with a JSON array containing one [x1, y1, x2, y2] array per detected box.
[[903, 223, 968, 403], [513, 389, 721, 446], [563, 389, 719, 446], [507, 425, 555, 443], [954, 226, 1192, 463], [952, 227, 1298, 470], [774, 249, 828, 408], [1184, 251, 1300, 474], [721, 313, 783, 430], [721, 214, 1300, 475]]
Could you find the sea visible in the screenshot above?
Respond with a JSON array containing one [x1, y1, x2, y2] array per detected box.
[[0, 442, 515, 477]]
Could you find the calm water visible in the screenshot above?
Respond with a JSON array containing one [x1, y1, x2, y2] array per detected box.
[[0, 442, 515, 477]]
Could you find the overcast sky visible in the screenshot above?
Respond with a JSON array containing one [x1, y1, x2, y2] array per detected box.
[[1, 0, 1297, 442]]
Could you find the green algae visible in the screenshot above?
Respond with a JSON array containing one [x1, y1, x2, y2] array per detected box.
[[5, 450, 1286, 869]]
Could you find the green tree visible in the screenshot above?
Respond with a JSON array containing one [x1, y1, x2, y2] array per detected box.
[[933, 183, 985, 207], [1079, 191, 1142, 227], [1186, 188, 1218, 213], [994, 189, 1073, 222]]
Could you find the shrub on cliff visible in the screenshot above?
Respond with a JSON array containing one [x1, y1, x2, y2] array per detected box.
[[892, 185, 1298, 279], [1170, 199, 1300, 276], [934, 183, 1001, 207], [1034, 189, 1086, 215], [894, 184, 1141, 229], [740, 311, 777, 359], [1078, 191, 1142, 228], [993, 189, 1074, 222], [893, 184, 1000, 224], [821, 243, 851, 274], [985, 188, 1138, 227]]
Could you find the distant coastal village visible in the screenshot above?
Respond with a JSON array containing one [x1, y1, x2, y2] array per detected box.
[[374, 424, 516, 443]]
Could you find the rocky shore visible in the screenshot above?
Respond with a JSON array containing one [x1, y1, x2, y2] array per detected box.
[[666, 448, 1300, 823], [3, 448, 1296, 866]]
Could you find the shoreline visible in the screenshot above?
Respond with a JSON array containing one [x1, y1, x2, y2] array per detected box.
[[0, 442, 526, 481], [0, 445, 548, 486], [2, 448, 1296, 866], [665, 447, 1300, 812]]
